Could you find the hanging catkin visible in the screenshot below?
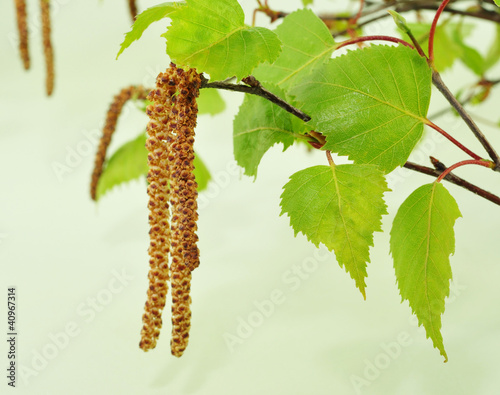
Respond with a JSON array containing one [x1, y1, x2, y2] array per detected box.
[[90, 85, 148, 201], [40, 0, 54, 96], [14, 0, 30, 70], [140, 64, 201, 357], [128, 0, 138, 22]]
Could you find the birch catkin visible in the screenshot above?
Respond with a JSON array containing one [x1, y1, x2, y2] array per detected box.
[[140, 64, 201, 357], [14, 0, 29, 70], [40, 0, 54, 96], [166, 67, 201, 356], [90, 86, 148, 201]]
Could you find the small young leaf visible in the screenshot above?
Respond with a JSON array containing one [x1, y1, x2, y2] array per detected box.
[[291, 45, 432, 173], [388, 10, 410, 34], [198, 89, 226, 116], [302, 0, 313, 6], [280, 164, 389, 298], [96, 132, 211, 200], [116, 2, 184, 59], [494, 0, 499, 6], [253, 9, 337, 89], [390, 183, 461, 362], [165, 0, 282, 81], [233, 84, 297, 177]]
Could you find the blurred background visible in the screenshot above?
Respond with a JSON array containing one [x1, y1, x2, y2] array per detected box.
[[1, 0, 499, 394]]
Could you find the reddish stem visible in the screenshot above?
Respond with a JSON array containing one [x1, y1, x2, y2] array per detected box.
[[326, 151, 335, 167], [336, 35, 415, 51], [353, 0, 365, 24], [347, 0, 365, 38], [436, 159, 494, 183], [426, 120, 482, 160], [428, 0, 451, 66]]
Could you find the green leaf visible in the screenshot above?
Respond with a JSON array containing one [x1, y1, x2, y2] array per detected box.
[[291, 45, 432, 173], [198, 89, 226, 115], [450, 23, 485, 76], [253, 9, 337, 89], [390, 183, 461, 362], [302, 0, 313, 5], [192, 152, 211, 191], [484, 25, 500, 72], [96, 133, 211, 200], [280, 164, 389, 298], [116, 2, 184, 59], [494, 0, 499, 6], [164, 0, 282, 81], [96, 133, 149, 200], [233, 84, 299, 178]]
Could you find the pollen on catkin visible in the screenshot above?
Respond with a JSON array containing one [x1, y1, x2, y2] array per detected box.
[[90, 86, 148, 201], [14, 0, 29, 70], [40, 0, 54, 96], [140, 64, 201, 357]]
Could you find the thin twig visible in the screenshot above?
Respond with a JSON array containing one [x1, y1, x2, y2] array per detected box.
[[332, 1, 500, 37], [432, 71, 500, 168], [200, 75, 311, 123], [428, 0, 451, 65], [128, 0, 138, 22], [404, 160, 500, 206], [435, 159, 493, 182]]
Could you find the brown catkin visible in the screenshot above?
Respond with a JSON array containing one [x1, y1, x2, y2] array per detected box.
[[128, 0, 138, 22], [40, 0, 54, 95], [166, 66, 201, 357], [139, 64, 201, 357], [90, 86, 148, 201], [14, 0, 29, 69]]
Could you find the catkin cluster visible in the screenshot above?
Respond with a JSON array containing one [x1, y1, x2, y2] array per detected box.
[[140, 64, 201, 357], [90, 85, 148, 201]]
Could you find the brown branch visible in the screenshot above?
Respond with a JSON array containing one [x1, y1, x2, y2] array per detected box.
[[404, 160, 500, 206], [200, 75, 311, 123], [128, 0, 138, 22], [432, 71, 500, 169]]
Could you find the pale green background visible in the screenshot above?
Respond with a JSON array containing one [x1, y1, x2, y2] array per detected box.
[[1, 1, 500, 394]]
